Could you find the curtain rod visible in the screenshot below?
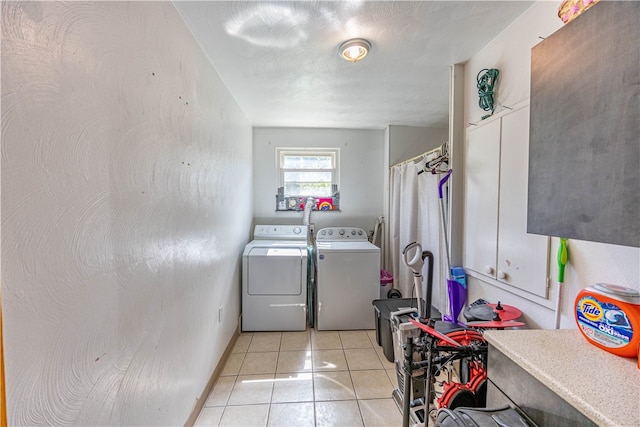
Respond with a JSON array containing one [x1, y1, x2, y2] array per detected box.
[[390, 141, 448, 168]]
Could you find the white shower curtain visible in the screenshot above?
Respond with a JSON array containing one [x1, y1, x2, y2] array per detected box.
[[389, 154, 446, 316]]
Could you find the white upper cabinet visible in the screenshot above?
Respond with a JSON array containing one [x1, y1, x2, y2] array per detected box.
[[464, 105, 549, 298], [464, 118, 500, 278]]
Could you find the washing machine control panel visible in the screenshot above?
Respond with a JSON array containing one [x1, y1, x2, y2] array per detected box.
[[253, 225, 308, 240], [316, 227, 368, 241]]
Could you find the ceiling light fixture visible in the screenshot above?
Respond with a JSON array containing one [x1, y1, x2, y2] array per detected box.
[[339, 38, 371, 62]]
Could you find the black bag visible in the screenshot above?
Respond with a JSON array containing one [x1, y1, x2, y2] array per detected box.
[[435, 405, 535, 427]]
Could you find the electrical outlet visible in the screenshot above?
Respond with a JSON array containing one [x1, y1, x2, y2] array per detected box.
[[218, 306, 223, 322]]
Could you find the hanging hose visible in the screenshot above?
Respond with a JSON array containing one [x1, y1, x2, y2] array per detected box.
[[302, 197, 315, 225], [476, 68, 499, 119]]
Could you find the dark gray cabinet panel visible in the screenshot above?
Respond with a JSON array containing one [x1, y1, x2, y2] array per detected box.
[[528, 2, 639, 247], [487, 345, 596, 427]]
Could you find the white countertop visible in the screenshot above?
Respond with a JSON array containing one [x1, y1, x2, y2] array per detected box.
[[483, 329, 640, 427]]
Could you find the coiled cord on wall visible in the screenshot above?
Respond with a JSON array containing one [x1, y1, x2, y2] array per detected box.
[[477, 68, 499, 119]]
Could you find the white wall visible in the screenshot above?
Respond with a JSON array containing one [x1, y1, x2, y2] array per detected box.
[[1, 2, 252, 425], [388, 125, 448, 167], [253, 127, 384, 233], [462, 1, 640, 329], [383, 127, 391, 269]]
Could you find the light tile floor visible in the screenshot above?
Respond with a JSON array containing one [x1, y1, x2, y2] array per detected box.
[[195, 329, 404, 427]]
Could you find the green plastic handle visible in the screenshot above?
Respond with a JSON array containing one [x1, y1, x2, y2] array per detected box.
[[557, 238, 568, 283]]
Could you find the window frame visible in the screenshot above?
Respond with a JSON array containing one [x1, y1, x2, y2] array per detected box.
[[276, 148, 340, 199]]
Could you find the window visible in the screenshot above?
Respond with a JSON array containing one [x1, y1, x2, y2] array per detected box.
[[276, 148, 340, 211], [278, 149, 339, 197]]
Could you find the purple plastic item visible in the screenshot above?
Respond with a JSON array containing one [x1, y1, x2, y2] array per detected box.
[[443, 279, 466, 323], [438, 169, 453, 199]]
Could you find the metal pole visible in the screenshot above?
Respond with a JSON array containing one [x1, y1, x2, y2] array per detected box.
[[402, 336, 414, 427]]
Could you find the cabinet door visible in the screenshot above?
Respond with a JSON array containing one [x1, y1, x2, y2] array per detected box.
[[464, 119, 501, 278], [498, 106, 549, 297]]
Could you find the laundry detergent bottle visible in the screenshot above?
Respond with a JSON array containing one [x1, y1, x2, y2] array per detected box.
[[575, 283, 640, 359]]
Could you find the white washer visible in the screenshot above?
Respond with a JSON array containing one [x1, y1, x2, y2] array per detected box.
[[315, 227, 380, 330], [242, 225, 308, 331]]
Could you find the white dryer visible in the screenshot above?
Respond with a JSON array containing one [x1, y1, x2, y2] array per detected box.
[[242, 225, 308, 332], [315, 227, 380, 330]]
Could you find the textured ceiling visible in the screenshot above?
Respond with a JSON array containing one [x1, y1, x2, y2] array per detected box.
[[174, 1, 533, 130]]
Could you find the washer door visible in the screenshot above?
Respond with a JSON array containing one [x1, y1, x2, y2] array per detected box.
[[246, 247, 304, 295]]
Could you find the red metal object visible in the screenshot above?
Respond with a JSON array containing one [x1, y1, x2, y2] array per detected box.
[[437, 382, 476, 409], [437, 354, 488, 410], [407, 318, 461, 347], [467, 361, 487, 393], [486, 302, 522, 321], [443, 329, 485, 346]]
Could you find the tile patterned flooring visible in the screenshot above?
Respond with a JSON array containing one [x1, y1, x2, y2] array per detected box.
[[194, 329, 403, 427]]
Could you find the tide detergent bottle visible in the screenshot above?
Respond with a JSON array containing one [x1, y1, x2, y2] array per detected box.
[[575, 283, 640, 363]]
